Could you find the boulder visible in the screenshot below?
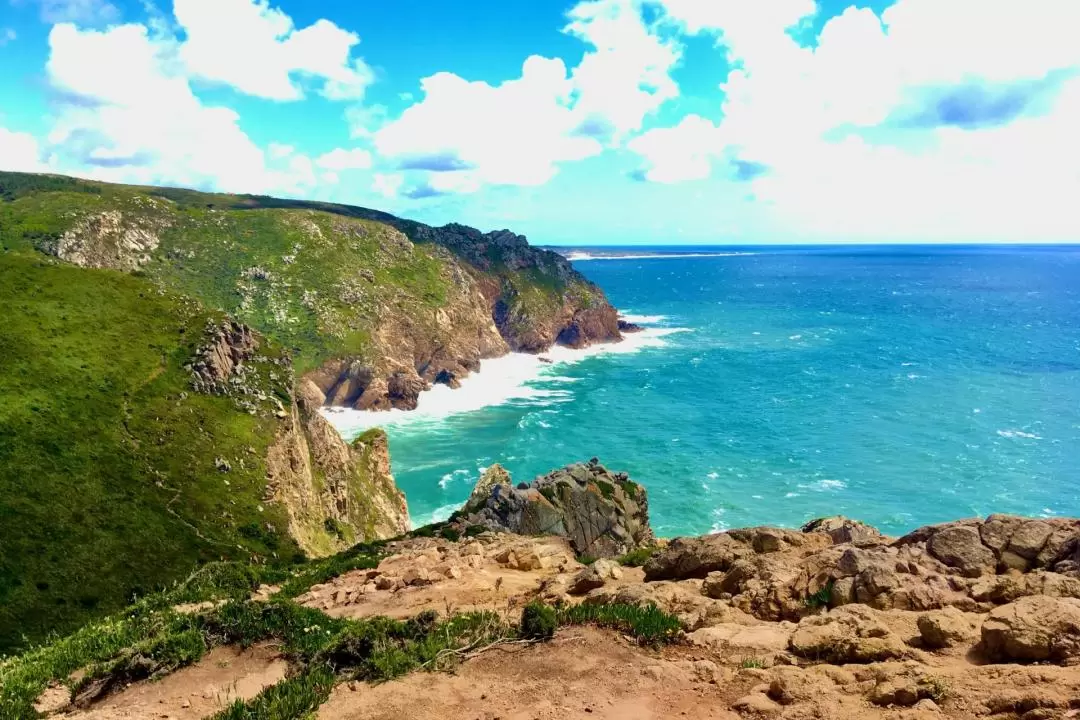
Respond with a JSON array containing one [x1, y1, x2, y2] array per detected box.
[[980, 596, 1080, 664], [926, 526, 996, 577], [788, 605, 911, 664], [644, 534, 751, 580], [569, 559, 622, 595], [802, 516, 888, 547], [917, 607, 979, 649], [456, 459, 652, 558]]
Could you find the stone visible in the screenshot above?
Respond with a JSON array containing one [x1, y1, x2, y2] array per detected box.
[[1008, 521, 1054, 561], [981, 596, 1080, 664], [926, 526, 996, 577], [802, 516, 887, 547], [731, 693, 781, 715], [788, 606, 910, 664], [644, 534, 751, 580], [455, 460, 652, 558], [402, 567, 434, 586], [374, 575, 401, 591], [569, 559, 622, 595], [869, 680, 921, 707], [917, 607, 979, 649]]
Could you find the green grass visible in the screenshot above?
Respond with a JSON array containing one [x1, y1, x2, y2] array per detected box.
[[803, 580, 835, 610], [616, 546, 660, 568], [0, 253, 300, 653], [556, 602, 682, 647], [213, 665, 336, 720]]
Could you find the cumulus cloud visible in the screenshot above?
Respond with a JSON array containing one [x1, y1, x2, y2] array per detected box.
[[374, 0, 681, 197], [628, 0, 1080, 240], [41, 22, 359, 196], [0, 28, 17, 45], [315, 148, 373, 172], [564, 0, 681, 140], [173, 0, 373, 101], [375, 56, 603, 192], [0, 127, 46, 172]]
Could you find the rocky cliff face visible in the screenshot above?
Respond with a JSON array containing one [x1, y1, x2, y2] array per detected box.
[[455, 459, 652, 558]]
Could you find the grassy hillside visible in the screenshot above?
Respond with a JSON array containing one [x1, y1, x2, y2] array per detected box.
[[0, 253, 298, 651]]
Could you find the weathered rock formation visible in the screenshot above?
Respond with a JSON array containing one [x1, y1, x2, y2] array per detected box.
[[265, 379, 409, 555], [454, 459, 652, 558]]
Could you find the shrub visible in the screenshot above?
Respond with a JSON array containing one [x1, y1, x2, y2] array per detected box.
[[803, 580, 835, 610], [519, 601, 557, 641], [616, 546, 660, 567], [557, 603, 681, 647], [213, 665, 335, 720]]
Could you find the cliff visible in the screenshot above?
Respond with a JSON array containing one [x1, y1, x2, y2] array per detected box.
[[0, 171, 623, 651], [0, 171, 621, 411], [7, 462, 1080, 720]]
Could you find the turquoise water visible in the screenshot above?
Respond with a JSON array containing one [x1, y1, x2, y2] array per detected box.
[[333, 246, 1080, 537]]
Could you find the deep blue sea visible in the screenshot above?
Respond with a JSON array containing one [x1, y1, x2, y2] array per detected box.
[[330, 246, 1080, 537]]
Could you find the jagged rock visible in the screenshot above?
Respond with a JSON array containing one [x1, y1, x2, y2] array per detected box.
[[917, 607, 980, 648], [190, 321, 259, 394], [802, 516, 888, 547], [644, 534, 752, 581], [788, 606, 911, 664], [980, 596, 1080, 664], [456, 460, 651, 558], [569, 559, 622, 595], [971, 571, 1080, 604], [926, 526, 997, 577]]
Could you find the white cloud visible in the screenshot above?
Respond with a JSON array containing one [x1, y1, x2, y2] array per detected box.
[[372, 172, 405, 199], [173, 0, 373, 101], [315, 148, 372, 171], [43, 22, 321, 195], [0, 127, 46, 172], [375, 55, 603, 191], [374, 0, 681, 196], [626, 114, 721, 183], [564, 0, 681, 140], [628, 0, 1080, 241], [0, 28, 17, 46]]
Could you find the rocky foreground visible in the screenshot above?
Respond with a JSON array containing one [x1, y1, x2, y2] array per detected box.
[[21, 461, 1080, 720]]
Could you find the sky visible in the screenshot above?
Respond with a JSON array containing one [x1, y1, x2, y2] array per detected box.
[[1, 0, 1079, 245]]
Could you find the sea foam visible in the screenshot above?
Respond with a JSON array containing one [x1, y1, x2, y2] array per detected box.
[[323, 324, 689, 439], [566, 251, 757, 262]]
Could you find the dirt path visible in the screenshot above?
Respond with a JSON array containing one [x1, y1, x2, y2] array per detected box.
[[57, 644, 287, 720], [317, 627, 743, 720]]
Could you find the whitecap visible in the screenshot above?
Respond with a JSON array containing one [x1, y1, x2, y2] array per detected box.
[[414, 503, 462, 527], [619, 313, 668, 325], [996, 429, 1043, 440], [799, 479, 847, 492], [324, 327, 690, 438], [706, 472, 719, 480], [567, 251, 757, 262], [789, 334, 803, 341]]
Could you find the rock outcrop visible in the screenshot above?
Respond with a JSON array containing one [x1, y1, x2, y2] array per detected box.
[[980, 596, 1080, 664], [454, 459, 652, 558], [265, 379, 409, 555], [642, 514, 1080, 623]]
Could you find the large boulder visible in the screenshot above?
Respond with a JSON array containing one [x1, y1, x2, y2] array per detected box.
[[802, 516, 888, 547], [644, 534, 753, 581], [788, 605, 911, 664], [980, 596, 1080, 664], [457, 459, 652, 558]]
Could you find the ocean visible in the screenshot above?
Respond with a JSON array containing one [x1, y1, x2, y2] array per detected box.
[[327, 246, 1080, 537]]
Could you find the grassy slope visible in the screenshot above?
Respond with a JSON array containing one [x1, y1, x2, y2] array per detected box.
[[0, 253, 299, 651], [0, 175, 451, 375]]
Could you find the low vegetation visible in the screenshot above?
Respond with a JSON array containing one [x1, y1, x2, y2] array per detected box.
[[0, 540, 681, 720], [616, 545, 661, 567]]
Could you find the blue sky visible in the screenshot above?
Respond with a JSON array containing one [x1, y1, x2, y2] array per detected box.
[[1, 0, 1079, 244]]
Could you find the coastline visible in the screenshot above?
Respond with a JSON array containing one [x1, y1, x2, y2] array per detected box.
[[322, 316, 689, 439]]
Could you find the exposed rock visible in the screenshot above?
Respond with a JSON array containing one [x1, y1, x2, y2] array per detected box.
[[926, 526, 997, 577], [980, 596, 1080, 664], [788, 606, 911, 664], [569, 559, 622, 595], [265, 384, 409, 555], [802, 516, 888, 547], [54, 209, 167, 270], [869, 679, 921, 707], [917, 607, 980, 649], [731, 692, 782, 715], [456, 460, 651, 558], [644, 534, 753, 581], [190, 321, 260, 394]]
